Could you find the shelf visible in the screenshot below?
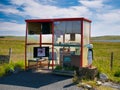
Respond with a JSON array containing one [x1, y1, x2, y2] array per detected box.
[[54, 43, 80, 47], [26, 43, 52, 45]]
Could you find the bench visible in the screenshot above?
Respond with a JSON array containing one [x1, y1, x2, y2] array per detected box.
[[28, 58, 48, 69]]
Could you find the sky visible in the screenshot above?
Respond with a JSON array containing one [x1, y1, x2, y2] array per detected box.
[[0, 0, 120, 36]]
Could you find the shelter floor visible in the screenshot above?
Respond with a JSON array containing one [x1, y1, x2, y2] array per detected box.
[[0, 69, 82, 90]]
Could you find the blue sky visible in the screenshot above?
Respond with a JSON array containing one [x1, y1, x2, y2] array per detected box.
[[0, 0, 120, 36]]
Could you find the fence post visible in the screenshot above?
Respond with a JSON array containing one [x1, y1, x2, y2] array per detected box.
[[110, 52, 113, 70], [9, 48, 12, 62]]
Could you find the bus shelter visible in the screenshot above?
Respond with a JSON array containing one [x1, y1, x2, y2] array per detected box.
[[25, 17, 92, 70]]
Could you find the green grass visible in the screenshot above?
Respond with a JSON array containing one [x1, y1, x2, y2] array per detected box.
[[92, 41, 120, 83], [0, 65, 6, 77], [14, 61, 25, 70], [0, 61, 24, 77]]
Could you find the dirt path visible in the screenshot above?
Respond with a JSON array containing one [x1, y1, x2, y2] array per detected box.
[[0, 70, 82, 90]]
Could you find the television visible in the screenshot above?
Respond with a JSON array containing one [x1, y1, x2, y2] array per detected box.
[[33, 47, 49, 58]]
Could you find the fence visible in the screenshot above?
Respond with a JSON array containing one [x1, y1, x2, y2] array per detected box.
[[0, 48, 12, 64]]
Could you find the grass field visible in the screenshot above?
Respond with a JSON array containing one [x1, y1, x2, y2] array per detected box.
[[0, 36, 25, 62], [92, 41, 120, 83], [0, 36, 120, 82]]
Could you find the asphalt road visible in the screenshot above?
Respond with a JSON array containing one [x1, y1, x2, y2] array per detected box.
[[0, 70, 82, 90]]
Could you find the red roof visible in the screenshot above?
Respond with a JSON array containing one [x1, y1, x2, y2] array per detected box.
[[25, 17, 91, 23]]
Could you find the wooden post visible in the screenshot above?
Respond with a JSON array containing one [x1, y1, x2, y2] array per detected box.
[[110, 52, 113, 70], [9, 48, 12, 62]]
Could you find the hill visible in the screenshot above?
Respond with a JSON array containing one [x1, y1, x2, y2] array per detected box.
[[0, 36, 25, 41], [1, 35, 120, 42], [92, 35, 120, 40]]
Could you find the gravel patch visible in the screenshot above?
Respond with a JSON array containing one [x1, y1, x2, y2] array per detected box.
[[103, 82, 120, 90]]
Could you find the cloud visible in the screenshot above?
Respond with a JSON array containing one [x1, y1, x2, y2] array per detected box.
[[0, 0, 92, 36], [92, 22, 120, 36], [79, 0, 104, 8], [8, 0, 92, 18], [0, 4, 24, 17], [96, 9, 120, 24], [23, 5, 92, 18], [10, 0, 26, 6], [91, 8, 120, 36], [0, 21, 25, 36], [37, 0, 57, 5], [0, 22, 25, 31], [0, 0, 120, 36]]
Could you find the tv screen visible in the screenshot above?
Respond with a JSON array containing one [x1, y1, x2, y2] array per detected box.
[[34, 47, 49, 58]]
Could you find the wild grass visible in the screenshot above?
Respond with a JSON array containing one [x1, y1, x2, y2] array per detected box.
[[0, 65, 6, 77], [92, 42, 120, 83], [0, 61, 24, 77], [14, 61, 25, 70]]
